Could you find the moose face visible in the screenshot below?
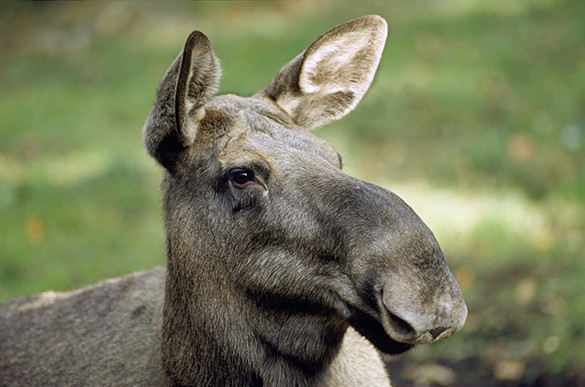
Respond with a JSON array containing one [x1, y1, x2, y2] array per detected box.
[[144, 15, 467, 360]]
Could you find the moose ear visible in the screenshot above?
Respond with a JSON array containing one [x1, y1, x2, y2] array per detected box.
[[143, 31, 221, 173], [260, 15, 387, 130]]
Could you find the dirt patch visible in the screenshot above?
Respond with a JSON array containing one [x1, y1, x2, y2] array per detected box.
[[386, 358, 585, 387]]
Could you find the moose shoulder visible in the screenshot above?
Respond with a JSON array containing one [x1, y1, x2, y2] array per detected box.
[[0, 15, 467, 387]]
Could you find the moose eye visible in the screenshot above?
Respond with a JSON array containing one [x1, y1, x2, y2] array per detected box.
[[229, 169, 254, 187]]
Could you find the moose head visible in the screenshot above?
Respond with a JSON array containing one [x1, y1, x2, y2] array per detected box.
[[143, 14, 467, 386]]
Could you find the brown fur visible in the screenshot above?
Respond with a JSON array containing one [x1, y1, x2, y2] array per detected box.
[[0, 16, 467, 387]]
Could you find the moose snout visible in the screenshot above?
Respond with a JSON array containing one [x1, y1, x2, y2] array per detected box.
[[380, 271, 468, 345], [336, 179, 468, 348]]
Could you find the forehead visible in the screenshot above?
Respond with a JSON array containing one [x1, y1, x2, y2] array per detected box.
[[205, 95, 340, 170]]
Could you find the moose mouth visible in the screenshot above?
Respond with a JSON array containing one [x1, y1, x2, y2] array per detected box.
[[345, 307, 414, 355]]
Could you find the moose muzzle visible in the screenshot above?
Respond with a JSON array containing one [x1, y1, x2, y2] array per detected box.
[[338, 180, 467, 353], [380, 266, 468, 345]]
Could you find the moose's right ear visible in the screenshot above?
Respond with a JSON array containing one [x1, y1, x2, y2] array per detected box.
[[143, 31, 221, 174], [259, 15, 387, 130]]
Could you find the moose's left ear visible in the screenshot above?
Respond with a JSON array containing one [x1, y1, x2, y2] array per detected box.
[[143, 31, 221, 174], [259, 15, 387, 130]]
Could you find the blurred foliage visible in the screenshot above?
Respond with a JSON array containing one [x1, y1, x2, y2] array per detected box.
[[0, 1, 584, 385]]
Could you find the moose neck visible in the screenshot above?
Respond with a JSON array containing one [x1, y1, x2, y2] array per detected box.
[[162, 260, 348, 387], [159, 174, 349, 386]]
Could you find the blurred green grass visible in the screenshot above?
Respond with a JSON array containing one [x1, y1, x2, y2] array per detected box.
[[1, 1, 584, 385]]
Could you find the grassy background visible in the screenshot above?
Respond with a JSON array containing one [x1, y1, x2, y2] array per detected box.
[[1, 1, 584, 385]]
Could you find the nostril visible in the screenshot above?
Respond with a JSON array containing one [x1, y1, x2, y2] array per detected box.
[[386, 312, 416, 341], [429, 326, 448, 340]]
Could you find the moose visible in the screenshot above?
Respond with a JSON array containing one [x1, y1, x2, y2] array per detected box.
[[0, 15, 467, 386]]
